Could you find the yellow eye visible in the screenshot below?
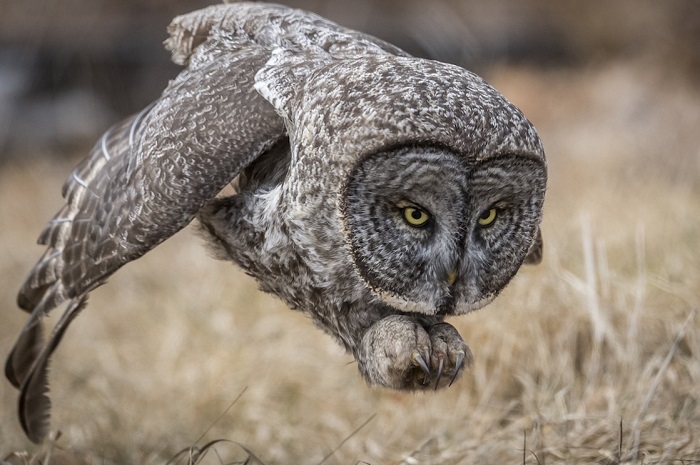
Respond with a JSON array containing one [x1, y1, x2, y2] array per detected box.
[[402, 206, 431, 228], [478, 208, 498, 227]]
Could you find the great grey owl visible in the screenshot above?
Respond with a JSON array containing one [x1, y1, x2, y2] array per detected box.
[[6, 2, 547, 443]]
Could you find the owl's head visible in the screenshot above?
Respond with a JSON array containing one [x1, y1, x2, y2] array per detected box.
[[341, 146, 545, 316], [256, 51, 546, 316]]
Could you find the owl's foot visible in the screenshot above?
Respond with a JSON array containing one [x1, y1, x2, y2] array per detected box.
[[356, 315, 472, 391], [428, 322, 473, 389]]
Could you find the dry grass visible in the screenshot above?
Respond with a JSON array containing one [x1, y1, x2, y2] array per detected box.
[[1, 59, 699, 464]]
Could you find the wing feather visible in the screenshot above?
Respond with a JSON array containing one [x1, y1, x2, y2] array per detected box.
[[7, 1, 408, 443], [17, 297, 88, 443], [8, 49, 284, 442]]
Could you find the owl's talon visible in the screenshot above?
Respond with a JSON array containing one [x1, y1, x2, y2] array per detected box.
[[358, 316, 472, 390], [412, 351, 431, 381], [449, 351, 466, 387], [427, 323, 473, 390], [433, 354, 445, 390]]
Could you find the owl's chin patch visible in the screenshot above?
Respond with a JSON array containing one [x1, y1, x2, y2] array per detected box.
[[376, 289, 444, 315], [452, 294, 497, 315]]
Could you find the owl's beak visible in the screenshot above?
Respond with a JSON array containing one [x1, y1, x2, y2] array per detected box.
[[446, 268, 458, 286]]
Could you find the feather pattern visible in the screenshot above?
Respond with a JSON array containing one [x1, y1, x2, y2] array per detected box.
[[6, 2, 547, 443], [6, 2, 414, 443]]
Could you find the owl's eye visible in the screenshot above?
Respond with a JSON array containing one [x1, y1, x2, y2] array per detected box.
[[402, 206, 431, 228], [478, 208, 498, 227]]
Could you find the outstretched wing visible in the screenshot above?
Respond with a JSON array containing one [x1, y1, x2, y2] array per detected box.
[[14, 2, 407, 318], [7, 2, 408, 443], [7, 48, 285, 442], [7, 36, 287, 448], [16, 49, 283, 317]]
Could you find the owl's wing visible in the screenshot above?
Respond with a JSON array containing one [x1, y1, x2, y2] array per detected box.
[[9, 50, 285, 443], [166, 1, 408, 68], [7, 2, 408, 443], [7, 44, 283, 447]]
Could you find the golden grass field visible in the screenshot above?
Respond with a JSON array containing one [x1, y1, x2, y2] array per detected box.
[[1, 56, 699, 463]]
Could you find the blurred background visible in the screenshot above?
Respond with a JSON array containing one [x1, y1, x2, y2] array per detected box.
[[1, 1, 699, 463], [0, 0, 698, 161]]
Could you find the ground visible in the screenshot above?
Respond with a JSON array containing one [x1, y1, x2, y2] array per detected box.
[[1, 58, 699, 464]]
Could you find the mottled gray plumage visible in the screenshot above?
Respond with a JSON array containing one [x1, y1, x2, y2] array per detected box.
[[6, 2, 547, 443]]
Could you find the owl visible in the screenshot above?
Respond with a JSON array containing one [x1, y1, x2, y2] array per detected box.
[[6, 2, 547, 443]]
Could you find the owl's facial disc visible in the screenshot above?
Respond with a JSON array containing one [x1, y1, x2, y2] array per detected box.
[[342, 148, 546, 316], [342, 147, 467, 314], [455, 154, 546, 313]]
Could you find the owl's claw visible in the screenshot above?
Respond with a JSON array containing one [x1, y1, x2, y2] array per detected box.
[[412, 351, 431, 383], [428, 323, 473, 390], [433, 354, 445, 390], [449, 351, 465, 387], [357, 315, 471, 391]]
